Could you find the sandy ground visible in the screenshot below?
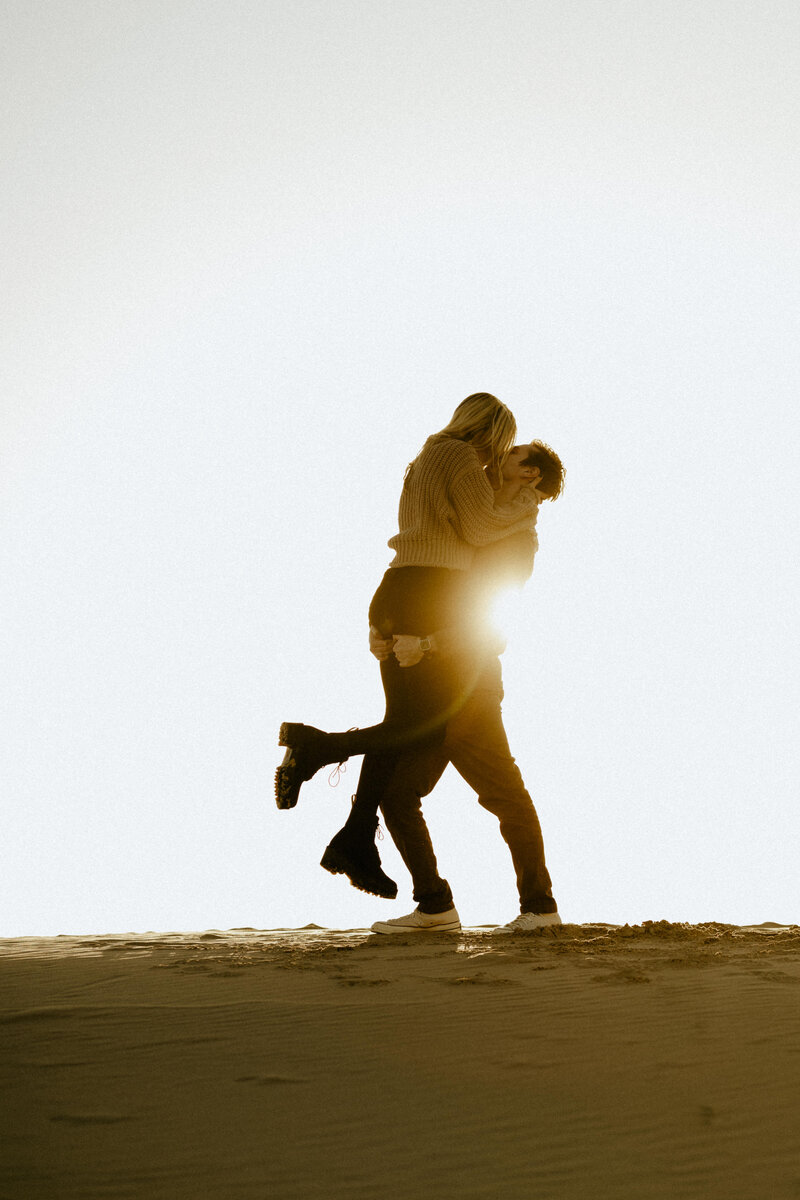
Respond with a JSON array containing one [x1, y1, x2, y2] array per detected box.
[[1, 922, 800, 1200]]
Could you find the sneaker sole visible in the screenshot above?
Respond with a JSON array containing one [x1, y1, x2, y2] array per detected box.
[[491, 913, 563, 934], [370, 921, 461, 935]]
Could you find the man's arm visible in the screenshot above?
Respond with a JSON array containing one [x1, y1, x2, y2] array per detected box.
[[392, 623, 506, 667], [369, 626, 394, 661]]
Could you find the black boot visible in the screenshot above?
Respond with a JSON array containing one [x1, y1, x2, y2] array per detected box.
[[320, 801, 398, 899], [275, 723, 352, 810]]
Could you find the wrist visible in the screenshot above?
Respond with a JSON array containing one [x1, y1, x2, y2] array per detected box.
[[494, 482, 524, 506]]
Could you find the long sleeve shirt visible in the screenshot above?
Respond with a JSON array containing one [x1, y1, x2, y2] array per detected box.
[[387, 437, 538, 571]]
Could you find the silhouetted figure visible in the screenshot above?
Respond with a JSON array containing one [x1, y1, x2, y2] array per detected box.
[[276, 395, 538, 896], [325, 443, 566, 934]]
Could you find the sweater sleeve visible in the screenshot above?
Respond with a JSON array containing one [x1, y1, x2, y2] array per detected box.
[[445, 444, 538, 546]]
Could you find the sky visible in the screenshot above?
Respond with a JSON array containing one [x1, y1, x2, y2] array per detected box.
[[2, 0, 799, 935]]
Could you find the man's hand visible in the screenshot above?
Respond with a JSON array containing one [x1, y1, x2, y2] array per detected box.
[[369, 626, 395, 661], [393, 634, 427, 668]]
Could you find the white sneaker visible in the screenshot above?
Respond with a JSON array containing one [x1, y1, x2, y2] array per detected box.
[[492, 911, 562, 934], [370, 906, 461, 934]]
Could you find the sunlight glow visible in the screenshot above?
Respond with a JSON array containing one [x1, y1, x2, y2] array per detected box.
[[487, 587, 525, 649]]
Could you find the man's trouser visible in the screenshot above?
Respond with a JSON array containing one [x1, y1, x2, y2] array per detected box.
[[378, 664, 556, 916]]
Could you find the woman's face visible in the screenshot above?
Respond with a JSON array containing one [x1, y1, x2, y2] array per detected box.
[[502, 445, 542, 488]]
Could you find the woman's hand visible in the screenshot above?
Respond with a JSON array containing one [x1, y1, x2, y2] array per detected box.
[[492, 479, 523, 505]]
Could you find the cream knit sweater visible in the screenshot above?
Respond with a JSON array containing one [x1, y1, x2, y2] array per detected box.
[[387, 437, 538, 571]]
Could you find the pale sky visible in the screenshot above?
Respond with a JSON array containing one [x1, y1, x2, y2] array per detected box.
[[2, 0, 799, 935]]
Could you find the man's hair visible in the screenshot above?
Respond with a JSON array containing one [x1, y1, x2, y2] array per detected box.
[[521, 441, 565, 500]]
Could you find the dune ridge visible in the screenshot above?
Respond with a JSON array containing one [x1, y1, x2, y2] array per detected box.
[[2, 922, 799, 1199]]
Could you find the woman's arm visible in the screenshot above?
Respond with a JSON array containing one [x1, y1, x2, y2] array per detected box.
[[438, 440, 538, 547]]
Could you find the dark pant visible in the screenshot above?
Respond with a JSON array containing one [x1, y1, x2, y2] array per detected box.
[[377, 665, 556, 916], [335, 567, 474, 789]]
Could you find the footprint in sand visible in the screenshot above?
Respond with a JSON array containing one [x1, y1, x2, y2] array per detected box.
[[336, 977, 391, 987], [448, 973, 518, 986], [591, 969, 651, 984], [235, 1074, 308, 1086], [49, 1113, 131, 1125]]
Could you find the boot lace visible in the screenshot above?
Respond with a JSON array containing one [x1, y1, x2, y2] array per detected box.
[[328, 729, 358, 787], [328, 760, 347, 787], [340, 794, 385, 840]]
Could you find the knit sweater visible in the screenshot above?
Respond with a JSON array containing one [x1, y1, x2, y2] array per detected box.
[[387, 437, 538, 571]]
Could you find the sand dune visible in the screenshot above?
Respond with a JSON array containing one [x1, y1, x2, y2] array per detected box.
[[2, 922, 799, 1199]]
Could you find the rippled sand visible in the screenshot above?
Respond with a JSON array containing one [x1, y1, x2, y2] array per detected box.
[[2, 922, 799, 1198]]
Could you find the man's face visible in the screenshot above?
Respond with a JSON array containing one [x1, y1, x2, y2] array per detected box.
[[503, 445, 542, 489]]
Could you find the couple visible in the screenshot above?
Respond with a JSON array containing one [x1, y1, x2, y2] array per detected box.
[[276, 393, 565, 934]]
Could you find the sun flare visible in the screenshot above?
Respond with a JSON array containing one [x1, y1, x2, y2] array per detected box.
[[487, 586, 525, 647]]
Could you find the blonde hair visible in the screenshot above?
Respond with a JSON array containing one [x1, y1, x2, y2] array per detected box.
[[410, 392, 517, 483]]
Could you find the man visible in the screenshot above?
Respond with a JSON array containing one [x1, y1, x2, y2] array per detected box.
[[325, 442, 566, 934]]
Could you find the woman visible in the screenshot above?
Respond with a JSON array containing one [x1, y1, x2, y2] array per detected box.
[[275, 394, 539, 879]]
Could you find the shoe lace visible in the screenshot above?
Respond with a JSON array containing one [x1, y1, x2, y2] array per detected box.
[[327, 728, 357, 787], [341, 794, 384, 840], [327, 760, 347, 787]]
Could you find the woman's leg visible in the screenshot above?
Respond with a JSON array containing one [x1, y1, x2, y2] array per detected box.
[[317, 656, 428, 897], [315, 569, 472, 896], [276, 568, 470, 809], [318, 753, 399, 898], [318, 648, 481, 898]]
